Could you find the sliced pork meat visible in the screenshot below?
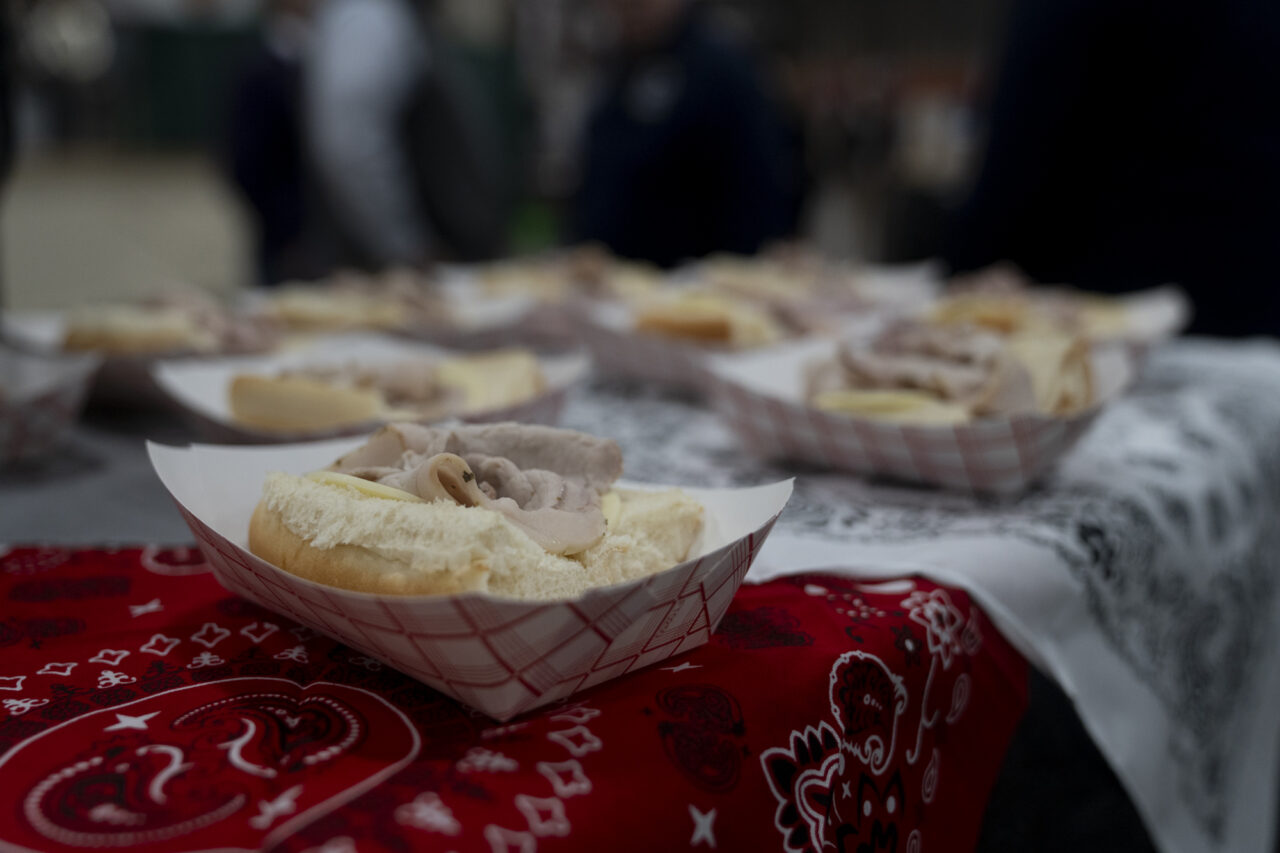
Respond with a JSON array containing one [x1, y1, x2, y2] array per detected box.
[[329, 423, 623, 555], [333, 423, 623, 491], [829, 322, 1038, 416]]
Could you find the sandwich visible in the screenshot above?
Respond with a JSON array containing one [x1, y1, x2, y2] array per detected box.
[[228, 349, 546, 434], [638, 249, 879, 344], [248, 422, 705, 599], [480, 245, 663, 304], [807, 321, 1093, 423], [633, 290, 789, 348], [263, 267, 446, 332], [62, 291, 279, 356], [932, 265, 1130, 340]]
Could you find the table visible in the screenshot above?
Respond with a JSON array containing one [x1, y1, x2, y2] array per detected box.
[[2, 338, 1278, 853]]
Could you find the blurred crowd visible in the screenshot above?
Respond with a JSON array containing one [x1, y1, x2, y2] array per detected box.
[[1, 0, 1278, 335], [223, 0, 805, 282]]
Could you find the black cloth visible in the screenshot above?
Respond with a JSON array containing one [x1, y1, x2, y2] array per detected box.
[[976, 669, 1157, 853], [945, 0, 1280, 337], [572, 8, 801, 268]]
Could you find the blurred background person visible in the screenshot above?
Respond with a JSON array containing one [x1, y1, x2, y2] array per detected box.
[[223, 0, 310, 285], [1, 8, 12, 312], [944, 0, 1280, 337], [301, 0, 513, 274], [569, 0, 803, 268], [1, 9, 13, 188], [1, 0, 1012, 310]]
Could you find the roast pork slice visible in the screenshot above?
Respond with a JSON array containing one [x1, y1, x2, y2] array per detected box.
[[839, 348, 992, 401], [871, 322, 1006, 365], [332, 423, 623, 493], [329, 423, 623, 555], [832, 322, 1039, 415]]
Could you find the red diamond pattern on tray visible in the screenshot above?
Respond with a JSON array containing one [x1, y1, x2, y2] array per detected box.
[[709, 375, 1104, 495]]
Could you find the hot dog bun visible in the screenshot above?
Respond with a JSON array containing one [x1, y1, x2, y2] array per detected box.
[[230, 374, 386, 432], [229, 350, 546, 434], [63, 305, 220, 354], [248, 471, 704, 599], [634, 292, 784, 347]]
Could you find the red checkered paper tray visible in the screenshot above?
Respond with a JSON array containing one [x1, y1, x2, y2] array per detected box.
[[577, 293, 893, 393], [0, 344, 99, 465], [705, 338, 1135, 495], [151, 332, 589, 443], [577, 301, 717, 392], [408, 266, 580, 350], [3, 310, 175, 407], [147, 437, 792, 720]]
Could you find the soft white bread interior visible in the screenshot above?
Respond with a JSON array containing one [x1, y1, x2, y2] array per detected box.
[[248, 472, 704, 599]]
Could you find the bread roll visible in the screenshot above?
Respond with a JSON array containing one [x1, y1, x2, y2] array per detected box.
[[265, 288, 405, 332], [228, 350, 545, 434], [248, 472, 704, 599], [634, 292, 784, 347], [230, 375, 385, 432], [63, 306, 219, 354]]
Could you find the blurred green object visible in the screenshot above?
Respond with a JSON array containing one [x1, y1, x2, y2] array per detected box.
[[509, 199, 561, 256], [448, 39, 537, 259], [118, 23, 257, 149]]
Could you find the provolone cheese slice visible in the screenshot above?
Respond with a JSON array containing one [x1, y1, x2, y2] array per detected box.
[[812, 389, 971, 425], [601, 491, 622, 528], [305, 471, 423, 502]]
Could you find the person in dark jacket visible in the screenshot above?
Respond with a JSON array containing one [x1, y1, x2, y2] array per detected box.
[[572, 0, 802, 269], [944, 0, 1280, 337], [223, 0, 317, 285], [302, 0, 510, 271], [226, 0, 512, 283]]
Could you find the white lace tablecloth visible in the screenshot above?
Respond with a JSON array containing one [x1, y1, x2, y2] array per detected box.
[[562, 338, 1280, 853]]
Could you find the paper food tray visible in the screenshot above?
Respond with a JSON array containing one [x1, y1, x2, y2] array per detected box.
[[0, 346, 100, 465], [152, 333, 589, 443], [578, 302, 723, 392], [1, 311, 64, 352], [578, 296, 901, 394], [705, 338, 1134, 495], [408, 270, 578, 351], [916, 285, 1190, 348], [148, 437, 792, 720], [406, 303, 577, 353], [847, 260, 945, 309], [2, 310, 216, 409], [1109, 286, 1189, 343], [404, 296, 575, 352]]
